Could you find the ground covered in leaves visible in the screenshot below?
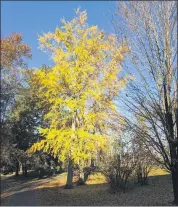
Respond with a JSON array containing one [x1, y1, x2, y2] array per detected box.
[[1, 169, 174, 206]]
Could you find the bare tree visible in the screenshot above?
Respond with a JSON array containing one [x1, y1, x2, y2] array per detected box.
[[133, 128, 155, 185], [101, 130, 139, 193], [114, 1, 178, 204]]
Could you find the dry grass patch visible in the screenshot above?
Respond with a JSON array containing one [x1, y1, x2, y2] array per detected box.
[[86, 173, 107, 185], [149, 167, 169, 177]]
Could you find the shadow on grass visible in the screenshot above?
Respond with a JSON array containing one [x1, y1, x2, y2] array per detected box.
[[1, 170, 66, 195], [1, 174, 175, 206]]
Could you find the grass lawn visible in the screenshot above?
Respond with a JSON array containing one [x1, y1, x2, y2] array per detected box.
[[1, 168, 174, 206], [148, 167, 169, 176]]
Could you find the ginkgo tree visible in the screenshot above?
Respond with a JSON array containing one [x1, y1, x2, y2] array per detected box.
[[27, 9, 130, 188]]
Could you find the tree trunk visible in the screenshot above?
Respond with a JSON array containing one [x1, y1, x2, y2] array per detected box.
[[53, 164, 56, 176], [137, 173, 141, 183], [38, 168, 44, 179], [59, 161, 63, 172], [15, 162, 19, 176], [24, 166, 28, 177], [137, 166, 142, 184], [172, 166, 178, 205], [84, 170, 90, 183], [77, 168, 85, 185], [65, 159, 73, 189], [143, 176, 148, 185], [23, 162, 28, 177], [20, 163, 23, 174], [141, 168, 148, 185], [51, 161, 56, 176], [78, 165, 95, 185], [164, 84, 178, 204], [91, 158, 95, 167]]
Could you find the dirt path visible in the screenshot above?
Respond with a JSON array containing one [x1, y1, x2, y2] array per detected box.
[[1, 174, 66, 206], [8, 188, 36, 206]]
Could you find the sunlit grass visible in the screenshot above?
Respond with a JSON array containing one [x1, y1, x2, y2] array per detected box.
[[86, 173, 107, 185], [148, 167, 169, 177], [1, 167, 170, 198], [34, 172, 107, 189]]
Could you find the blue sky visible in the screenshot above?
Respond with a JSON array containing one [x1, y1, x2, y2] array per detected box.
[[2, 1, 116, 68]]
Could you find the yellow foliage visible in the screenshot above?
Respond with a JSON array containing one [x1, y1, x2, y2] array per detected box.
[[27, 9, 130, 166]]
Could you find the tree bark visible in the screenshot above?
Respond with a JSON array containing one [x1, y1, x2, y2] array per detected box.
[[22, 162, 28, 177], [137, 165, 142, 184], [59, 161, 63, 172], [65, 159, 73, 189], [143, 176, 148, 185], [51, 161, 56, 176], [171, 165, 178, 205], [15, 162, 19, 176], [20, 163, 23, 174], [77, 166, 91, 185], [164, 83, 178, 204], [24, 166, 28, 177], [137, 173, 142, 184], [91, 158, 95, 167], [38, 168, 44, 179], [77, 165, 95, 185], [77, 168, 85, 185]]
